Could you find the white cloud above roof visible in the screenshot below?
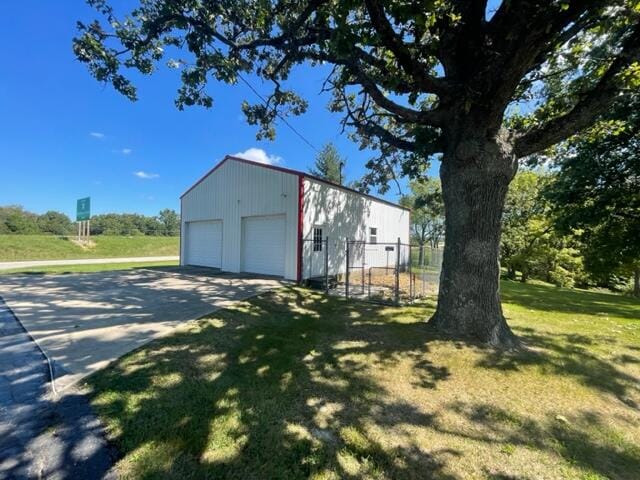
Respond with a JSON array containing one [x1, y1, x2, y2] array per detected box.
[[233, 148, 282, 165]]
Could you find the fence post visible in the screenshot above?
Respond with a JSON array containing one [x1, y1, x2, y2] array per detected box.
[[395, 237, 401, 305], [368, 268, 371, 298], [422, 248, 426, 297], [324, 237, 329, 294], [361, 245, 365, 295], [408, 244, 413, 301], [345, 240, 350, 300]]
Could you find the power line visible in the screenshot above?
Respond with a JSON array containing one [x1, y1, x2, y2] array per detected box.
[[202, 45, 319, 153], [235, 72, 319, 153]]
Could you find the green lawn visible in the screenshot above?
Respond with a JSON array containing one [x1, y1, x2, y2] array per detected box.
[[87, 281, 640, 480], [0, 235, 179, 261], [0, 260, 179, 275]]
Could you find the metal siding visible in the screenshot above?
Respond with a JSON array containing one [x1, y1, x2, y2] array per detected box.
[[302, 178, 410, 279], [181, 160, 299, 279]]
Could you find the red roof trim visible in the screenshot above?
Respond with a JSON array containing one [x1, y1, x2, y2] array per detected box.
[[180, 155, 410, 211]]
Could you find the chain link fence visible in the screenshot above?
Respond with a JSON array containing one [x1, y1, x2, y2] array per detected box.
[[302, 237, 442, 305]]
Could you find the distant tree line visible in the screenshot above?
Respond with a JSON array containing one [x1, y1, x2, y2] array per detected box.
[[404, 169, 638, 296], [0, 206, 180, 236]]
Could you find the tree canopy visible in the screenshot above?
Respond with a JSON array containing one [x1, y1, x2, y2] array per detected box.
[[158, 208, 181, 236], [91, 210, 181, 236], [74, 1, 640, 181], [37, 211, 75, 236], [501, 171, 587, 288], [544, 92, 640, 293], [401, 178, 444, 249], [0, 206, 40, 234]]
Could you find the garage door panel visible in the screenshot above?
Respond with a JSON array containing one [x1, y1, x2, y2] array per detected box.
[[186, 220, 222, 268], [241, 215, 285, 276]]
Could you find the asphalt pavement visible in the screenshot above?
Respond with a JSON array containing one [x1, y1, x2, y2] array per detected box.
[[0, 298, 116, 479]]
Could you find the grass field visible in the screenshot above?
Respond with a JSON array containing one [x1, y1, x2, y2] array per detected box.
[[0, 260, 179, 275], [0, 235, 179, 261], [87, 281, 640, 480]]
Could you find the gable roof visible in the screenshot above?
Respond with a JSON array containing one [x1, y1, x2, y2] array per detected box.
[[180, 155, 410, 211]]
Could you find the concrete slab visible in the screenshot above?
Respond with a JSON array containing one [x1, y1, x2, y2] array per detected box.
[[0, 267, 282, 392]]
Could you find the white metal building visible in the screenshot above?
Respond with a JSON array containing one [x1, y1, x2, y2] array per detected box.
[[180, 155, 410, 280]]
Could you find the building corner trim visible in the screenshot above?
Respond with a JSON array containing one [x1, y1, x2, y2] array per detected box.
[[297, 175, 304, 283]]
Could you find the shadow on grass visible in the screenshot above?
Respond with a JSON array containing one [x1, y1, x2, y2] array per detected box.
[[477, 325, 640, 410], [435, 402, 640, 480], [86, 286, 640, 479], [500, 280, 640, 320], [86, 287, 456, 479]]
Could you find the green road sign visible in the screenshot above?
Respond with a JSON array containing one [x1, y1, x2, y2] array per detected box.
[[76, 197, 91, 221]]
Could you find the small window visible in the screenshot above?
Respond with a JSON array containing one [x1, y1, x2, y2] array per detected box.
[[369, 227, 377, 244], [313, 227, 323, 252]]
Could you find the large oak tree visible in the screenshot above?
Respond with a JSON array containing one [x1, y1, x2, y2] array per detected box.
[[74, 0, 640, 347]]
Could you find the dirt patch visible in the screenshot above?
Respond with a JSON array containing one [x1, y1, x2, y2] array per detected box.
[[346, 272, 439, 302], [70, 238, 96, 250]]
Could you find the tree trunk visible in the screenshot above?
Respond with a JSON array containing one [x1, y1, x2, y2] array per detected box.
[[418, 244, 425, 267], [634, 267, 640, 298], [428, 132, 519, 348]]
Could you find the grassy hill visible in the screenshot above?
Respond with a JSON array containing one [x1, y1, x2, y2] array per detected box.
[[0, 235, 179, 261]]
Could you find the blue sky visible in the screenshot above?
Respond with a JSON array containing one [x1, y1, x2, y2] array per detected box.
[[0, 1, 440, 219]]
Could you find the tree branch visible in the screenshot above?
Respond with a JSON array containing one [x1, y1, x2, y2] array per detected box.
[[363, 0, 448, 94], [339, 59, 445, 126], [521, 10, 601, 85], [336, 85, 423, 153], [514, 25, 640, 158], [484, 1, 596, 110], [300, 50, 445, 127]]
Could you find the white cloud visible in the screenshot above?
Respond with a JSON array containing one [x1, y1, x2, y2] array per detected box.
[[134, 171, 159, 179], [233, 148, 282, 165], [112, 148, 133, 155], [90, 132, 105, 139]]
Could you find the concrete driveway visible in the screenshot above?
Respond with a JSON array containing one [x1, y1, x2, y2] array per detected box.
[[0, 267, 283, 392]]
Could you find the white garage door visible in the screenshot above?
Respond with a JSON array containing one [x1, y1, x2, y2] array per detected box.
[[241, 215, 285, 277], [186, 220, 222, 268]]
